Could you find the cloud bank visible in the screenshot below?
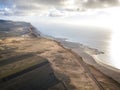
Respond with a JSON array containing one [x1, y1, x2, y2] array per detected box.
[[0, 0, 120, 16]]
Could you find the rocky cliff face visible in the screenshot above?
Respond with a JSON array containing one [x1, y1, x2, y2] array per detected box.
[[0, 20, 40, 38]]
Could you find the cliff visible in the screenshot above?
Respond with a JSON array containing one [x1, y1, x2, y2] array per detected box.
[[0, 20, 40, 38]]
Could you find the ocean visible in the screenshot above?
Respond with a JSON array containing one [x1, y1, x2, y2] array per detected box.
[[32, 21, 120, 70]]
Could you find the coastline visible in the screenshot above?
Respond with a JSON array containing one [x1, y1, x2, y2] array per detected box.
[[0, 19, 120, 89], [1, 35, 120, 89], [92, 55, 120, 83], [93, 55, 120, 72], [52, 38, 120, 83]]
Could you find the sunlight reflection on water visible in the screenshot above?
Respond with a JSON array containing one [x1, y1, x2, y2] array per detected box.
[[109, 30, 120, 69]]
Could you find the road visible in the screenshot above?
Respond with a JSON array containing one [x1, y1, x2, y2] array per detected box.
[[70, 50, 105, 90]]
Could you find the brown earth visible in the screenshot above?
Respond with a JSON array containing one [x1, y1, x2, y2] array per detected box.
[[0, 37, 120, 90]]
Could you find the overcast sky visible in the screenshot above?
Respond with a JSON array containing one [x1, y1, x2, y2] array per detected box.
[[0, 0, 120, 16]]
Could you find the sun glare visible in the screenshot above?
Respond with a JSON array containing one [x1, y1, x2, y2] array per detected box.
[[64, 0, 77, 9], [109, 30, 120, 69], [66, 0, 75, 5]]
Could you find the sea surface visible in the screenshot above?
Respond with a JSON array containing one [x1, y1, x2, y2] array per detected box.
[[32, 21, 120, 70]]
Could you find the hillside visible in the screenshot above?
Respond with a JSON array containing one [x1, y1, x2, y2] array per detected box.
[[0, 20, 120, 90], [0, 20, 40, 38]]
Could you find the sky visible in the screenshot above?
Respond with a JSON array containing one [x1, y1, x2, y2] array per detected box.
[[1, 0, 120, 33], [0, 0, 120, 16]]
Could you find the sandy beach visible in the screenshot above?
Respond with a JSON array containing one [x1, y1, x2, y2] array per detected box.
[[56, 39, 120, 84]]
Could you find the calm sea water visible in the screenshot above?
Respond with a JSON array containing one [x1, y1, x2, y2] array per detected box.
[[32, 22, 120, 70]]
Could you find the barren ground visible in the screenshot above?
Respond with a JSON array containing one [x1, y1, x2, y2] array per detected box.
[[0, 37, 120, 90]]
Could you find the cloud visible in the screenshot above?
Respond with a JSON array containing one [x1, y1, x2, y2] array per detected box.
[[49, 10, 65, 17], [14, 0, 64, 6], [82, 0, 120, 8], [0, 0, 68, 16], [14, 0, 64, 10], [0, 0, 120, 16]]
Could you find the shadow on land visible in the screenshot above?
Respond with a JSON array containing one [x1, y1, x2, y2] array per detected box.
[[0, 46, 75, 90]]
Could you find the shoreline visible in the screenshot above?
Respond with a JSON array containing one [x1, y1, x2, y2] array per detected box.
[[51, 38, 120, 83], [93, 55, 120, 72], [1, 36, 120, 89]]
